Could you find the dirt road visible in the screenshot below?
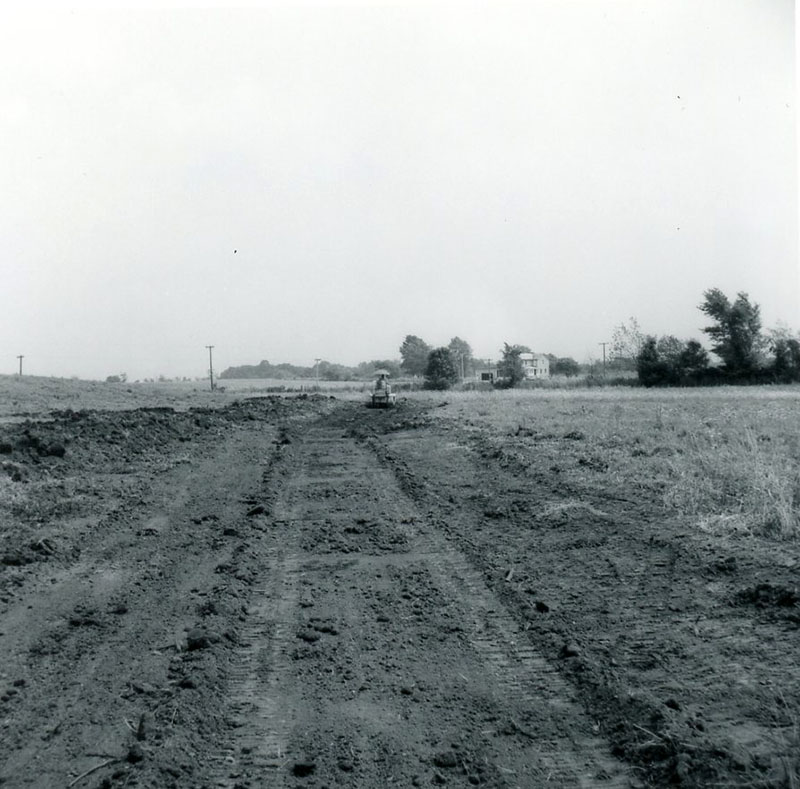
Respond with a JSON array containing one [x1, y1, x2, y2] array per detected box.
[[1, 397, 797, 787]]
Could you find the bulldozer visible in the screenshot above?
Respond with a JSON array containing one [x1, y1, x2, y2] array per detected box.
[[366, 370, 397, 408]]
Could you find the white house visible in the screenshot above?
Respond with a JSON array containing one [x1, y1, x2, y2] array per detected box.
[[519, 353, 550, 379], [476, 352, 550, 383]]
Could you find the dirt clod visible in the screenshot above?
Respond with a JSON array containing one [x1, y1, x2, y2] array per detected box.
[[736, 583, 798, 608], [44, 443, 66, 458], [560, 643, 581, 658], [292, 760, 316, 777], [433, 751, 459, 769], [126, 743, 145, 763], [186, 628, 220, 650]]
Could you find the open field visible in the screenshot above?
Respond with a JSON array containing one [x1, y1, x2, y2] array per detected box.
[[0, 377, 798, 788], [0, 376, 366, 421], [418, 387, 800, 539]]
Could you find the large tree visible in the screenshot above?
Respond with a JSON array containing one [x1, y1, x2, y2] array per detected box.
[[424, 348, 459, 390], [551, 356, 580, 377], [678, 340, 710, 379], [447, 337, 473, 379], [496, 343, 531, 388], [699, 289, 764, 376], [636, 335, 710, 386], [636, 337, 669, 386], [769, 326, 800, 382], [399, 335, 431, 377]]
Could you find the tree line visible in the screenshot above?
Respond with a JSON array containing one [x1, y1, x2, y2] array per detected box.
[[632, 288, 800, 386], [399, 336, 581, 390], [219, 358, 402, 382], [220, 336, 581, 390], [220, 286, 796, 390]]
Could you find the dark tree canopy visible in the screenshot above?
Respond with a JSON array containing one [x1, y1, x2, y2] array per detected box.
[[771, 336, 800, 382], [496, 343, 531, 388], [551, 356, 580, 377], [636, 335, 710, 386], [700, 288, 764, 376], [424, 347, 459, 390], [399, 335, 432, 377], [678, 340, 710, 377], [636, 337, 670, 387]]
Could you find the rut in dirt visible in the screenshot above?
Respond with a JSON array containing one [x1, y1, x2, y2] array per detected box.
[[214, 413, 634, 788]]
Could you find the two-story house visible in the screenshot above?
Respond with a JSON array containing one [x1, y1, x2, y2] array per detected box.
[[519, 353, 550, 379]]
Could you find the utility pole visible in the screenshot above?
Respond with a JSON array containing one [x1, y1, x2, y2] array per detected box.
[[205, 346, 215, 391], [314, 358, 321, 388], [598, 342, 608, 375], [16, 355, 23, 376]]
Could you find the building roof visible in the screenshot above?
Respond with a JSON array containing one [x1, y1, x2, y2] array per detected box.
[[519, 353, 548, 361]]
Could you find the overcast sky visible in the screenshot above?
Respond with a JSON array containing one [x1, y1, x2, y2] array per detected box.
[[1, 1, 796, 380]]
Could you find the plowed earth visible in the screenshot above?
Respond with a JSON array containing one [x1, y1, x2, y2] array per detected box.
[[0, 397, 797, 788]]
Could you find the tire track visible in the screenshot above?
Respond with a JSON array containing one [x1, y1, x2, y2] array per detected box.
[[212, 554, 301, 785], [217, 420, 633, 787], [210, 454, 305, 787]]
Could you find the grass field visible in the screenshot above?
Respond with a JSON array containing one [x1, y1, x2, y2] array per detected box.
[[0, 375, 366, 418], [418, 386, 800, 539]]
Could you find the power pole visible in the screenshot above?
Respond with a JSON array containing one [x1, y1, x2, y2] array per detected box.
[[205, 346, 215, 391], [16, 355, 23, 376], [314, 358, 321, 388], [598, 342, 608, 375]]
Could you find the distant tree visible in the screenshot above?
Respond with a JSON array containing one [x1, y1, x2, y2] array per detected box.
[[356, 359, 402, 379], [677, 340, 710, 380], [769, 326, 800, 382], [611, 317, 645, 370], [496, 343, 531, 388], [399, 335, 432, 377], [551, 357, 580, 377], [318, 361, 352, 381], [637, 335, 710, 385], [636, 336, 669, 386], [700, 288, 765, 376], [656, 336, 684, 371], [774, 338, 800, 382], [424, 348, 459, 390], [447, 337, 473, 379]]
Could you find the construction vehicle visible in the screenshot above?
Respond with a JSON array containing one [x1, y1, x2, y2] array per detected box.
[[366, 370, 397, 408]]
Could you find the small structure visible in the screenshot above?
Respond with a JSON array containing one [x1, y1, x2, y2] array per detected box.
[[519, 353, 550, 379]]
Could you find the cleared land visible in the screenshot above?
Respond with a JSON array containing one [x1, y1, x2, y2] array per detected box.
[[0, 377, 798, 788]]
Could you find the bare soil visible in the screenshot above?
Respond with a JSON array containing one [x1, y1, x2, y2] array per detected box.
[[0, 395, 797, 788]]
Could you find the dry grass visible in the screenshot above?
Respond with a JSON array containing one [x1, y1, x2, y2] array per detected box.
[[413, 386, 800, 539]]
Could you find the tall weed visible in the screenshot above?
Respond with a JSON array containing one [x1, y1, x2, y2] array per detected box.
[[665, 427, 800, 538]]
